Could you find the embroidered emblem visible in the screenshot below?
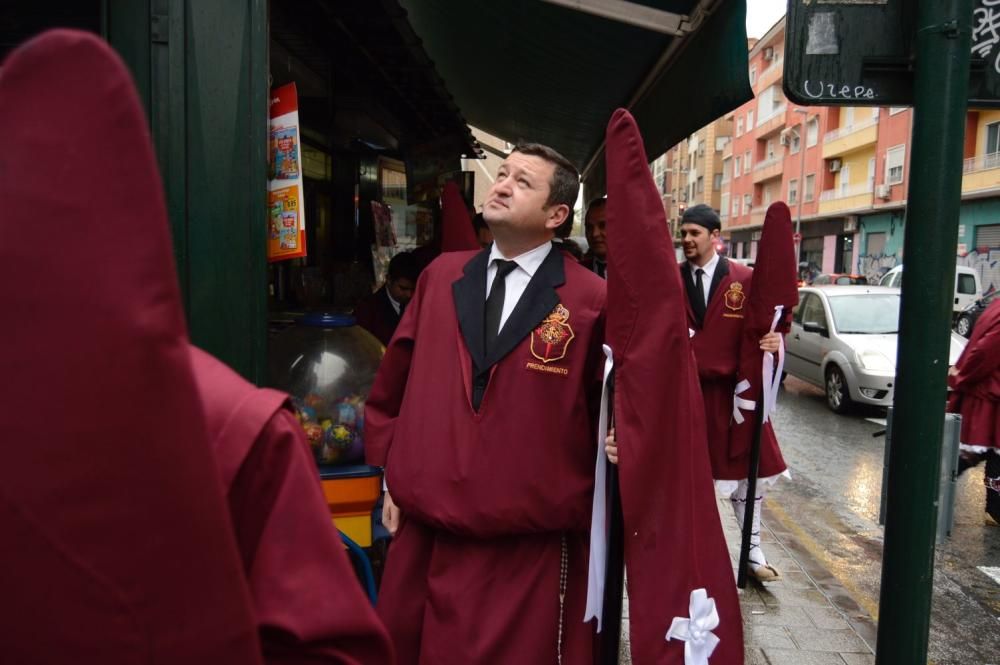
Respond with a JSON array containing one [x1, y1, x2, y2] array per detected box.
[[724, 282, 746, 312], [530, 303, 575, 364]]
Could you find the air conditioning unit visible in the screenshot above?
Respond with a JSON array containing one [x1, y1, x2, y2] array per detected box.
[[779, 132, 790, 146], [763, 46, 774, 61], [828, 158, 842, 172], [876, 184, 891, 199]]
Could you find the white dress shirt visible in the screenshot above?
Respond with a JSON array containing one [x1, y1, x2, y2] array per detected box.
[[485, 241, 553, 332], [687, 251, 720, 307], [385, 288, 401, 315]]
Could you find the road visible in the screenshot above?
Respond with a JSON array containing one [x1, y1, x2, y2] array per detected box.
[[769, 376, 1000, 663]]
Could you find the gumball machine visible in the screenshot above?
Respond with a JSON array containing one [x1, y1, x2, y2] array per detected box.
[[269, 313, 385, 572]]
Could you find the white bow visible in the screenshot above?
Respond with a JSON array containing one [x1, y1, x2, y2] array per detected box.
[[666, 588, 721, 665], [584, 345, 615, 631], [761, 306, 786, 424], [732, 379, 755, 425]]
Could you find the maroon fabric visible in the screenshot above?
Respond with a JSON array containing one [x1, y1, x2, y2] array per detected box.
[[728, 202, 798, 469], [949, 299, 1000, 450], [0, 30, 260, 663], [440, 180, 479, 252], [365, 249, 605, 662], [605, 109, 743, 665], [354, 286, 400, 346], [189, 348, 395, 665]]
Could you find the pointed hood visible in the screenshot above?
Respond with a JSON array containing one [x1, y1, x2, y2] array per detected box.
[[729, 202, 799, 462], [605, 108, 743, 665], [440, 180, 479, 251], [0, 30, 260, 663]]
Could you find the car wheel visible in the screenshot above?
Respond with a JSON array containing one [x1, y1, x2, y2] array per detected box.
[[825, 365, 852, 414], [956, 315, 972, 338]]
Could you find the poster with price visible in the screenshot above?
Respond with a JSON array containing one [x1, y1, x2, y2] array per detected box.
[[267, 83, 307, 261]]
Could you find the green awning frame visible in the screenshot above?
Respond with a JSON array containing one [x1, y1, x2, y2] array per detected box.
[[397, 0, 752, 190]]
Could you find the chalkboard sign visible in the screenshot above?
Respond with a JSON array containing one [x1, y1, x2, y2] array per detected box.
[[784, 0, 1000, 108]]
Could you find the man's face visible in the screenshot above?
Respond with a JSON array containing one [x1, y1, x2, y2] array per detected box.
[[584, 205, 607, 260], [388, 277, 416, 305], [679, 223, 719, 265], [482, 152, 566, 238]]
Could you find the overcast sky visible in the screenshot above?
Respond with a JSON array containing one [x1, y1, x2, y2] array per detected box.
[[746, 0, 786, 38]]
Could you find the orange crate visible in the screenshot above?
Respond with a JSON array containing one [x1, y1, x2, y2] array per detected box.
[[318, 465, 382, 546]]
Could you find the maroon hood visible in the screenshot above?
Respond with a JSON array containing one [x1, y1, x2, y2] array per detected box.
[[440, 180, 479, 251], [0, 30, 261, 663]]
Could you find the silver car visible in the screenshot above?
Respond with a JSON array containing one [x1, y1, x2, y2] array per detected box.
[[784, 286, 967, 413]]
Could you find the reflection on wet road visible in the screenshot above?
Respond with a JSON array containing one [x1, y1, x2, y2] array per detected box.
[[769, 377, 1000, 663]]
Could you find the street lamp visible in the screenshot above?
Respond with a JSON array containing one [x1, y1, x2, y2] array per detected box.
[[793, 108, 809, 263]]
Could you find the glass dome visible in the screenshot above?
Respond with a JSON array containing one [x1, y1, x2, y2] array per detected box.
[[268, 313, 384, 465]]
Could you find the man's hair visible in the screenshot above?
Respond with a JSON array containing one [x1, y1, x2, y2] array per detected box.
[[680, 203, 721, 233], [554, 210, 574, 238], [585, 196, 607, 223], [512, 143, 580, 210], [387, 251, 418, 282]]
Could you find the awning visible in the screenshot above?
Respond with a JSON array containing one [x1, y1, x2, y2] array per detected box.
[[396, 0, 753, 189]]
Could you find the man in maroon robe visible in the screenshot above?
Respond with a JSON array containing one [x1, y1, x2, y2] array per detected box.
[[0, 29, 393, 665], [355, 252, 418, 346], [679, 204, 788, 581], [365, 143, 606, 664], [948, 297, 1000, 524]]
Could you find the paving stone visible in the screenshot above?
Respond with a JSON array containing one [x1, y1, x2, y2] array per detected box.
[[802, 605, 851, 630], [745, 604, 814, 627], [745, 624, 796, 650], [779, 569, 817, 590], [785, 626, 872, 653], [760, 585, 832, 608], [744, 646, 769, 665], [762, 648, 849, 665], [839, 653, 876, 664]]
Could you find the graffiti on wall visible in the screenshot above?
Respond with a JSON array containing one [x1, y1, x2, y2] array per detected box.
[[958, 249, 1000, 294], [859, 253, 899, 284]]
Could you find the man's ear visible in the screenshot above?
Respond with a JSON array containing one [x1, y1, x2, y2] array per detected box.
[[710, 228, 722, 241], [545, 204, 570, 230]]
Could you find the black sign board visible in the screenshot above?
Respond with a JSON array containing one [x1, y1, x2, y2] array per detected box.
[[784, 0, 1000, 108]]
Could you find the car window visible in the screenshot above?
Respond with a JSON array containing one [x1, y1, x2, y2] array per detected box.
[[793, 293, 809, 324], [813, 275, 830, 285], [828, 293, 900, 334], [957, 273, 977, 295], [835, 277, 851, 285], [800, 294, 828, 329]]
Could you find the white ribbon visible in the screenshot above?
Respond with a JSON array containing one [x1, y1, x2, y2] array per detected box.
[[666, 588, 721, 665], [761, 306, 785, 424], [584, 345, 615, 631], [731, 379, 755, 425]]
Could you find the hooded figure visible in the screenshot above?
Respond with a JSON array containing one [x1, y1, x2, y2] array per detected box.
[[0, 29, 393, 665], [727, 202, 797, 581], [600, 109, 743, 665], [440, 180, 480, 252]]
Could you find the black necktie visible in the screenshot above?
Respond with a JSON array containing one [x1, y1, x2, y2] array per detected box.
[[595, 259, 606, 279], [485, 260, 518, 352], [692, 268, 707, 323]]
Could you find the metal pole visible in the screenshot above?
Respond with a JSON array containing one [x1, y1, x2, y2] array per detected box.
[[875, 2, 972, 664], [794, 109, 808, 262]]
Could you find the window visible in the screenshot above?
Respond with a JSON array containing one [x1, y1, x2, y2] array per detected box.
[[763, 186, 773, 205], [747, 110, 755, 131], [734, 156, 741, 177], [807, 118, 819, 146], [721, 193, 730, 217], [721, 158, 731, 183], [743, 150, 752, 173], [736, 117, 744, 136], [844, 107, 855, 128], [749, 65, 757, 86], [744, 193, 752, 213], [986, 121, 1000, 168], [805, 174, 816, 201], [766, 139, 776, 159], [839, 164, 851, 195], [732, 197, 740, 217], [889, 106, 907, 115], [886, 145, 905, 185], [866, 231, 886, 256], [713, 173, 723, 189], [788, 179, 799, 204], [958, 273, 977, 295], [799, 294, 828, 329], [872, 107, 881, 119], [697, 176, 704, 194], [757, 85, 784, 122], [790, 130, 801, 154], [868, 157, 876, 190]]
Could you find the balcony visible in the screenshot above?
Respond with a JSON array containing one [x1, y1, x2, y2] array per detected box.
[[754, 107, 787, 138], [752, 155, 784, 183], [818, 183, 874, 215], [822, 118, 878, 158], [962, 153, 1000, 194], [757, 61, 782, 90], [749, 208, 766, 226]]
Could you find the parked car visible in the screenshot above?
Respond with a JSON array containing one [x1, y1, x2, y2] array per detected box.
[[810, 273, 868, 286], [784, 286, 967, 413], [955, 290, 998, 337], [878, 264, 982, 320]]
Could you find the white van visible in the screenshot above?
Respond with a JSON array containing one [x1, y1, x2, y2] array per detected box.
[[878, 264, 983, 318]]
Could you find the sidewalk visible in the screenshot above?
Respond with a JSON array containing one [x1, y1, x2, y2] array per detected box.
[[618, 498, 877, 664]]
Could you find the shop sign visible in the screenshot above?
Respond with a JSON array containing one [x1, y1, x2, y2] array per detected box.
[[267, 83, 307, 262]]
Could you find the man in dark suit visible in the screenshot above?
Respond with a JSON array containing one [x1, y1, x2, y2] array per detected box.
[[354, 251, 418, 346], [365, 143, 606, 664], [581, 196, 608, 278], [680, 203, 787, 582]]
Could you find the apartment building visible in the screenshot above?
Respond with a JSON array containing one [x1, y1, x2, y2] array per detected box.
[[657, 118, 733, 239], [667, 15, 1000, 292]]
